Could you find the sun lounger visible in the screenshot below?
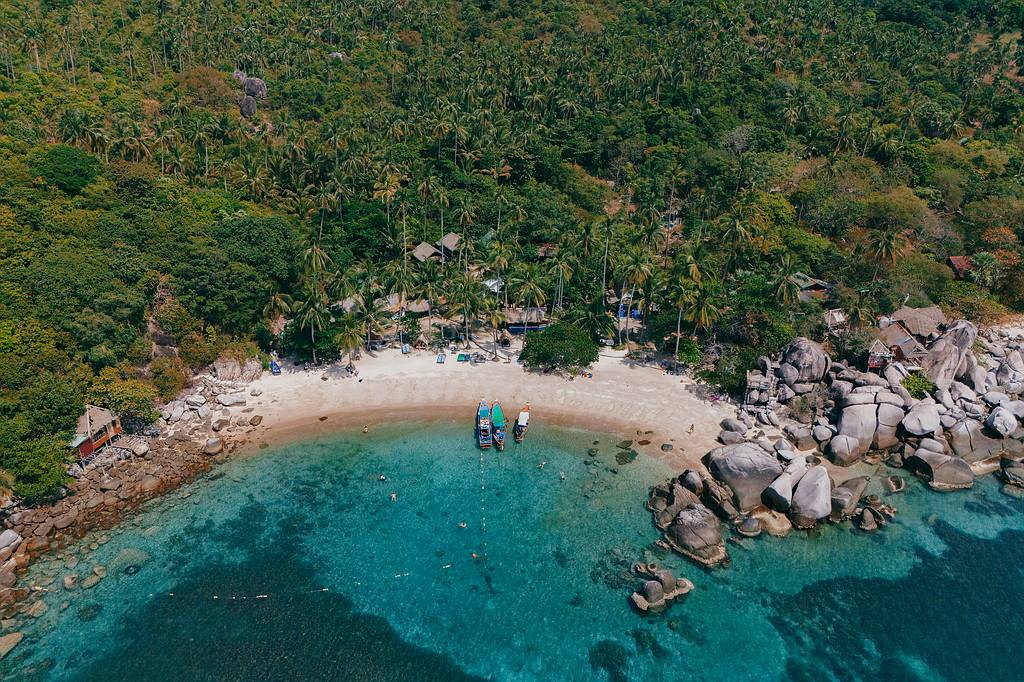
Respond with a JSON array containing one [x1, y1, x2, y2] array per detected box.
[[436, 354, 446, 364], [402, 343, 410, 354]]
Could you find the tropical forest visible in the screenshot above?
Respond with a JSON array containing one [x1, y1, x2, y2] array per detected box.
[[2, 0, 1024, 498]]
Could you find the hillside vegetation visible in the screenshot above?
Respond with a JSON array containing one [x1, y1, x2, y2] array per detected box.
[[1, 0, 1024, 498]]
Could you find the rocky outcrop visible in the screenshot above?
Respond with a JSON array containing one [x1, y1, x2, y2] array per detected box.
[[921, 320, 977, 390], [778, 338, 830, 387], [902, 401, 941, 437], [906, 450, 974, 490], [830, 476, 870, 521], [703, 443, 783, 511], [789, 466, 833, 528], [663, 503, 727, 566], [763, 457, 808, 512], [630, 566, 693, 612]]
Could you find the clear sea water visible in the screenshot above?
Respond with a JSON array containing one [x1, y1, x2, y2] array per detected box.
[[4, 421, 1024, 682]]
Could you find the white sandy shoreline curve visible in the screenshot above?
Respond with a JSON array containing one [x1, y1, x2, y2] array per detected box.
[[238, 347, 739, 471]]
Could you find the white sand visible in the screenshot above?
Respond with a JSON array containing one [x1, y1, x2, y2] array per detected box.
[[243, 345, 740, 471]]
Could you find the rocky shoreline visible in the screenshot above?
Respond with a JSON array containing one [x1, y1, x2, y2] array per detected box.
[[647, 321, 1024, 572], [0, 358, 270, 645]]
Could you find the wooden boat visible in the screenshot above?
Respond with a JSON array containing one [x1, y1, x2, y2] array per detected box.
[[476, 399, 492, 448], [513, 403, 530, 443], [491, 401, 506, 450]]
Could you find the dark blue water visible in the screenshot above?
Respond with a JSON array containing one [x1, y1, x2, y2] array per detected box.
[[5, 423, 1024, 681]]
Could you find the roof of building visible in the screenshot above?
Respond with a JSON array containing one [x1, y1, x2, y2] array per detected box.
[[536, 243, 559, 258], [70, 405, 118, 446], [502, 306, 548, 325], [878, 322, 927, 358], [868, 339, 893, 356], [891, 305, 946, 339], [437, 232, 461, 252], [948, 255, 973, 277], [412, 242, 441, 262], [791, 272, 830, 290]]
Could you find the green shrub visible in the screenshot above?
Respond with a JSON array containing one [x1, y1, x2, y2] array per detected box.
[[676, 338, 701, 366], [902, 372, 936, 399], [150, 357, 188, 401], [36, 144, 99, 195], [2, 436, 70, 501], [519, 322, 599, 371], [88, 367, 159, 423]]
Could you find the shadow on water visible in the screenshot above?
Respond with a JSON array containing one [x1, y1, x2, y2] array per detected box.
[[34, 500, 482, 682], [770, 521, 1024, 682]]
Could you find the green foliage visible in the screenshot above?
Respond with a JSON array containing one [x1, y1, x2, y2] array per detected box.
[[150, 357, 188, 401], [676, 338, 701, 366], [519, 322, 599, 371], [35, 144, 99, 195], [0, 436, 70, 502], [88, 367, 159, 423], [902, 372, 936, 399]]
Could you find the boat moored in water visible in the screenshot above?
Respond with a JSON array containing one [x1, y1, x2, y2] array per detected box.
[[491, 401, 506, 450], [476, 399, 492, 448], [513, 403, 530, 443]]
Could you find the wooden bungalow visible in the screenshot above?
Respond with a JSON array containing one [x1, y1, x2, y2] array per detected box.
[[69, 405, 122, 458], [412, 242, 441, 263], [436, 232, 461, 258], [877, 322, 927, 363], [947, 256, 972, 280], [867, 339, 894, 371], [792, 272, 832, 303]]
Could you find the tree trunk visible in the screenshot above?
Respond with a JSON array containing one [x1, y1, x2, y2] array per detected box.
[[674, 307, 682, 360], [311, 326, 317, 365]]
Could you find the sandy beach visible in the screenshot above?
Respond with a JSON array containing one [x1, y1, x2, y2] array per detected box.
[[242, 345, 741, 470]]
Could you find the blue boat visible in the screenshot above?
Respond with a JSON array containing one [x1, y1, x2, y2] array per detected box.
[[476, 399, 492, 448]]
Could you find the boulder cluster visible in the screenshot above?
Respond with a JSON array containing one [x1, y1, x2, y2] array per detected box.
[[233, 70, 269, 118], [775, 324, 1024, 491], [159, 357, 263, 443], [629, 562, 693, 612]]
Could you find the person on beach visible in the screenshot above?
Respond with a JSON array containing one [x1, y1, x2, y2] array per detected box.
[[687, 423, 695, 434]]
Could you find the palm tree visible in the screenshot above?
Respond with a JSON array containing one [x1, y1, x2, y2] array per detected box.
[[415, 258, 444, 342], [616, 247, 653, 344], [263, 291, 294, 330], [480, 297, 507, 359], [773, 254, 802, 305], [548, 248, 574, 312], [509, 263, 548, 332], [685, 281, 724, 337], [296, 288, 330, 365], [668, 277, 697, 360], [869, 227, 907, 280], [449, 271, 484, 348], [566, 297, 616, 342], [332, 314, 364, 366]]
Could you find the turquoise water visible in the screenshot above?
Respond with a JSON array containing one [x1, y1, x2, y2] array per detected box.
[[4, 422, 1024, 681]]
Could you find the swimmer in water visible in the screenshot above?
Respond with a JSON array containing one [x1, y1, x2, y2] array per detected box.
[[458, 521, 467, 529], [538, 461, 546, 469], [379, 474, 386, 481], [390, 492, 397, 502], [560, 471, 566, 481], [363, 425, 369, 433]]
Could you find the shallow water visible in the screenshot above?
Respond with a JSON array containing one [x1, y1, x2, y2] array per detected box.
[[4, 422, 1024, 681]]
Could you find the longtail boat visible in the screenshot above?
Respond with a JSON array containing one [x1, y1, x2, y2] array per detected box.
[[476, 399, 492, 448], [513, 403, 530, 443], [491, 401, 506, 450]]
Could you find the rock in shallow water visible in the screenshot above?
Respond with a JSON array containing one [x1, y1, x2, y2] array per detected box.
[[703, 443, 783, 512]]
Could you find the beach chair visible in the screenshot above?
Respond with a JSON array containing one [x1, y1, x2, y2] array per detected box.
[[402, 343, 410, 354], [436, 354, 446, 364]]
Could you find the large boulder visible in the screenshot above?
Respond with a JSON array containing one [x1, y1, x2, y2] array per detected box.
[[946, 419, 1004, 462], [830, 476, 870, 521], [243, 76, 268, 99], [647, 483, 701, 529], [834, 403, 878, 459], [239, 95, 257, 118], [986, 406, 1018, 438], [874, 403, 904, 450], [763, 458, 809, 512], [789, 466, 833, 528], [216, 393, 247, 407], [902, 401, 941, 437], [704, 443, 784, 512], [240, 358, 263, 382], [996, 350, 1024, 385], [906, 450, 974, 490], [664, 503, 727, 566], [921, 320, 978, 390], [778, 338, 830, 386], [826, 434, 862, 467]]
